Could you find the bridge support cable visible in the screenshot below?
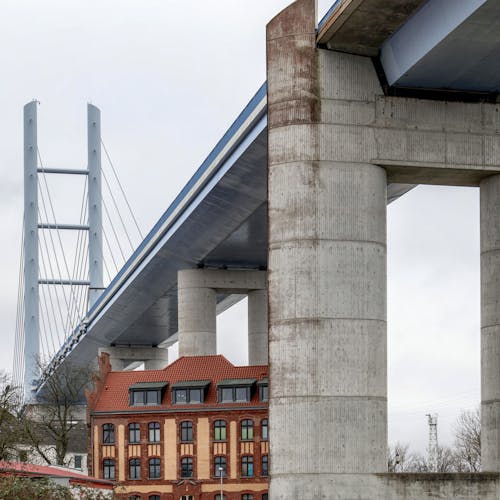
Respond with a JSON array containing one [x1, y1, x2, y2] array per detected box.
[[101, 139, 143, 241]]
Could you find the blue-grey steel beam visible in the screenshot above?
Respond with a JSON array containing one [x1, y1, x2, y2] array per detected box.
[[23, 101, 39, 402], [87, 104, 104, 308]]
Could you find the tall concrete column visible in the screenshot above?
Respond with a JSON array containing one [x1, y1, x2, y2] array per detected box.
[[267, 0, 387, 496], [480, 174, 500, 472], [248, 289, 268, 365], [178, 270, 217, 357]]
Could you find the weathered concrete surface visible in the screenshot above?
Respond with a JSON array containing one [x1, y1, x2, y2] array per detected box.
[[480, 174, 500, 472], [178, 269, 267, 358], [248, 289, 268, 365], [267, 0, 387, 496], [317, 0, 428, 56], [98, 346, 169, 370], [272, 473, 500, 499], [383, 473, 500, 500], [267, 0, 500, 497]]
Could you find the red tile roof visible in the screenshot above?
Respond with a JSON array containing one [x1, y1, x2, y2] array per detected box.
[[0, 461, 113, 488], [92, 355, 268, 412]]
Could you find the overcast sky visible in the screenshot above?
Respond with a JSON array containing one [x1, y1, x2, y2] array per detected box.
[[0, 0, 480, 454]]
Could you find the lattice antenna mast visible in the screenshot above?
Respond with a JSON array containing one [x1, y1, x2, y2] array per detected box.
[[22, 102, 103, 402], [426, 413, 439, 472]]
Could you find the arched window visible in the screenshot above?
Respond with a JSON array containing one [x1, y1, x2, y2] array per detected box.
[[148, 458, 160, 479], [241, 419, 253, 440], [180, 421, 193, 442], [181, 456, 193, 478], [129, 458, 141, 479], [261, 454, 269, 476], [241, 455, 254, 477], [214, 455, 226, 477], [129, 423, 140, 443], [149, 496, 160, 500], [262, 494, 268, 500], [149, 422, 160, 443], [102, 423, 114, 444], [103, 459, 115, 480], [261, 418, 268, 441], [242, 495, 254, 500], [214, 495, 226, 500], [214, 420, 226, 441]]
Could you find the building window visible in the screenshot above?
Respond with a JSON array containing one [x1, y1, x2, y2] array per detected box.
[[129, 382, 167, 407], [103, 423, 114, 444], [262, 494, 268, 500], [130, 389, 161, 406], [217, 379, 256, 403], [74, 454, 82, 469], [129, 458, 141, 480], [149, 496, 160, 500], [262, 455, 269, 476], [173, 387, 204, 404], [149, 458, 160, 479], [259, 384, 268, 402], [128, 496, 141, 500], [103, 459, 115, 480], [241, 455, 254, 477], [218, 386, 251, 402], [214, 420, 226, 441], [241, 419, 253, 440], [181, 456, 193, 478], [180, 421, 193, 442], [261, 418, 268, 441], [181, 497, 194, 500], [129, 423, 140, 443], [18, 450, 28, 463], [215, 456, 226, 477], [242, 495, 254, 500], [149, 422, 160, 443], [215, 496, 226, 500]]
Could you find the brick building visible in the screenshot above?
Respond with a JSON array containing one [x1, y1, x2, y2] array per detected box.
[[86, 353, 269, 500]]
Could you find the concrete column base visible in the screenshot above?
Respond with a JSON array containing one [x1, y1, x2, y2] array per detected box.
[[271, 473, 500, 499]]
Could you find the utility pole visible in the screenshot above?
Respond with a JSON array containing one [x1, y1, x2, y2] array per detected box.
[[426, 413, 438, 472]]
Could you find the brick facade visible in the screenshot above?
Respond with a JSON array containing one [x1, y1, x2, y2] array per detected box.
[[86, 354, 269, 500]]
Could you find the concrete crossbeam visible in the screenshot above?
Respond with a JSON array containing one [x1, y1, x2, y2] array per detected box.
[[98, 346, 169, 371]]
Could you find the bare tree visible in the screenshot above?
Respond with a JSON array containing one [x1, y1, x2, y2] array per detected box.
[[22, 361, 93, 466], [0, 372, 23, 460], [388, 442, 422, 472], [453, 407, 481, 472]]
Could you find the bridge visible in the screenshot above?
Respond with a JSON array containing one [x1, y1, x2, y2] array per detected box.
[[14, 0, 500, 497]]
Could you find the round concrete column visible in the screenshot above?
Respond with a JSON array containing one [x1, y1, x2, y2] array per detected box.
[[178, 270, 217, 357], [480, 174, 500, 472], [248, 289, 268, 365], [267, 0, 387, 496]]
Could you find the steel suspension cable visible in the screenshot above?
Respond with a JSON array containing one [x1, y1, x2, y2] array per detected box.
[[101, 138, 143, 240]]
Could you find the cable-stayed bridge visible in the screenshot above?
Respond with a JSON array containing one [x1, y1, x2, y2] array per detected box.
[[13, 0, 500, 413]]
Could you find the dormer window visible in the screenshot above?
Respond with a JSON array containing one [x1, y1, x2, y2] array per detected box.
[[257, 378, 268, 402], [129, 382, 168, 406], [217, 379, 256, 403], [171, 380, 210, 404]]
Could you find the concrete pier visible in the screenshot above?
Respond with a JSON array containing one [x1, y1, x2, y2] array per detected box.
[[178, 269, 267, 360], [248, 289, 268, 365], [267, 0, 387, 496], [480, 174, 500, 472]]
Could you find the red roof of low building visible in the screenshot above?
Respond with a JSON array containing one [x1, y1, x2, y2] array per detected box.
[[91, 355, 268, 412], [0, 461, 113, 489]]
